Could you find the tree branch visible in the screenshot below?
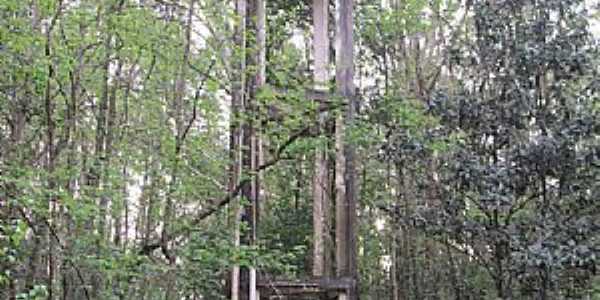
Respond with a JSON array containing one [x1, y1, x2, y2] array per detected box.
[[189, 125, 311, 224], [15, 206, 91, 300]]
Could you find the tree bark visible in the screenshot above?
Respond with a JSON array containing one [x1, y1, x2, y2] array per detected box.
[[231, 0, 247, 299], [239, 0, 265, 299], [249, 1, 265, 299]]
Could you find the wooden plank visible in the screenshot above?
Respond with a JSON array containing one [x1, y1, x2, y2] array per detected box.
[[256, 276, 355, 296]]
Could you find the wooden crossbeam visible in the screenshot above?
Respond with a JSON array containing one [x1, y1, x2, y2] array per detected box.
[[257, 276, 354, 297]]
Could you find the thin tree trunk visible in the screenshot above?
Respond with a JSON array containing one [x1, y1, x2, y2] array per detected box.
[[61, 34, 84, 299], [91, 22, 113, 296], [231, 0, 247, 298], [239, 0, 264, 298], [43, 3, 63, 297], [388, 163, 400, 300], [163, 2, 195, 299], [115, 63, 133, 248], [249, 1, 265, 299]]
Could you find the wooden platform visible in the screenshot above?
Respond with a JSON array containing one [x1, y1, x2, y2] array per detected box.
[[257, 276, 355, 298]]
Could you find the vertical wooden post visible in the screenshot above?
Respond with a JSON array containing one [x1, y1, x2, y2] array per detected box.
[[250, 268, 257, 300], [312, 0, 331, 279], [339, 292, 348, 300], [335, 0, 357, 298]]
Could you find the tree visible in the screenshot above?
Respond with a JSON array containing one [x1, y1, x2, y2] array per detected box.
[[0, 0, 598, 299], [426, 0, 600, 298]]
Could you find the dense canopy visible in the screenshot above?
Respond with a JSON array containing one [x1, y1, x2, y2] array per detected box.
[[1, 0, 599, 299]]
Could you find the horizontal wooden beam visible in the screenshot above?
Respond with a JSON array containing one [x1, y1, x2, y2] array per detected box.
[[257, 276, 355, 296]]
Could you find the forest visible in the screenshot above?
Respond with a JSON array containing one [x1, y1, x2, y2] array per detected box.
[[1, 0, 599, 299]]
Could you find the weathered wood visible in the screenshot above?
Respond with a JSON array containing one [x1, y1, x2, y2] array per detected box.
[[257, 277, 355, 296], [312, 0, 331, 279], [335, 0, 358, 299]]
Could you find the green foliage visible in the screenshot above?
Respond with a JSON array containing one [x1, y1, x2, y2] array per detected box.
[[16, 285, 48, 300], [421, 0, 600, 297], [1, 0, 598, 299]]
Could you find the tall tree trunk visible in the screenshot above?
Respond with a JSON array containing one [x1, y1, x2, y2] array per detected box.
[[61, 32, 87, 299], [387, 163, 400, 300], [239, 0, 265, 299], [44, 18, 56, 300], [249, 0, 265, 299], [231, 0, 247, 298], [90, 22, 112, 297], [163, 2, 195, 299], [114, 63, 133, 249]]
